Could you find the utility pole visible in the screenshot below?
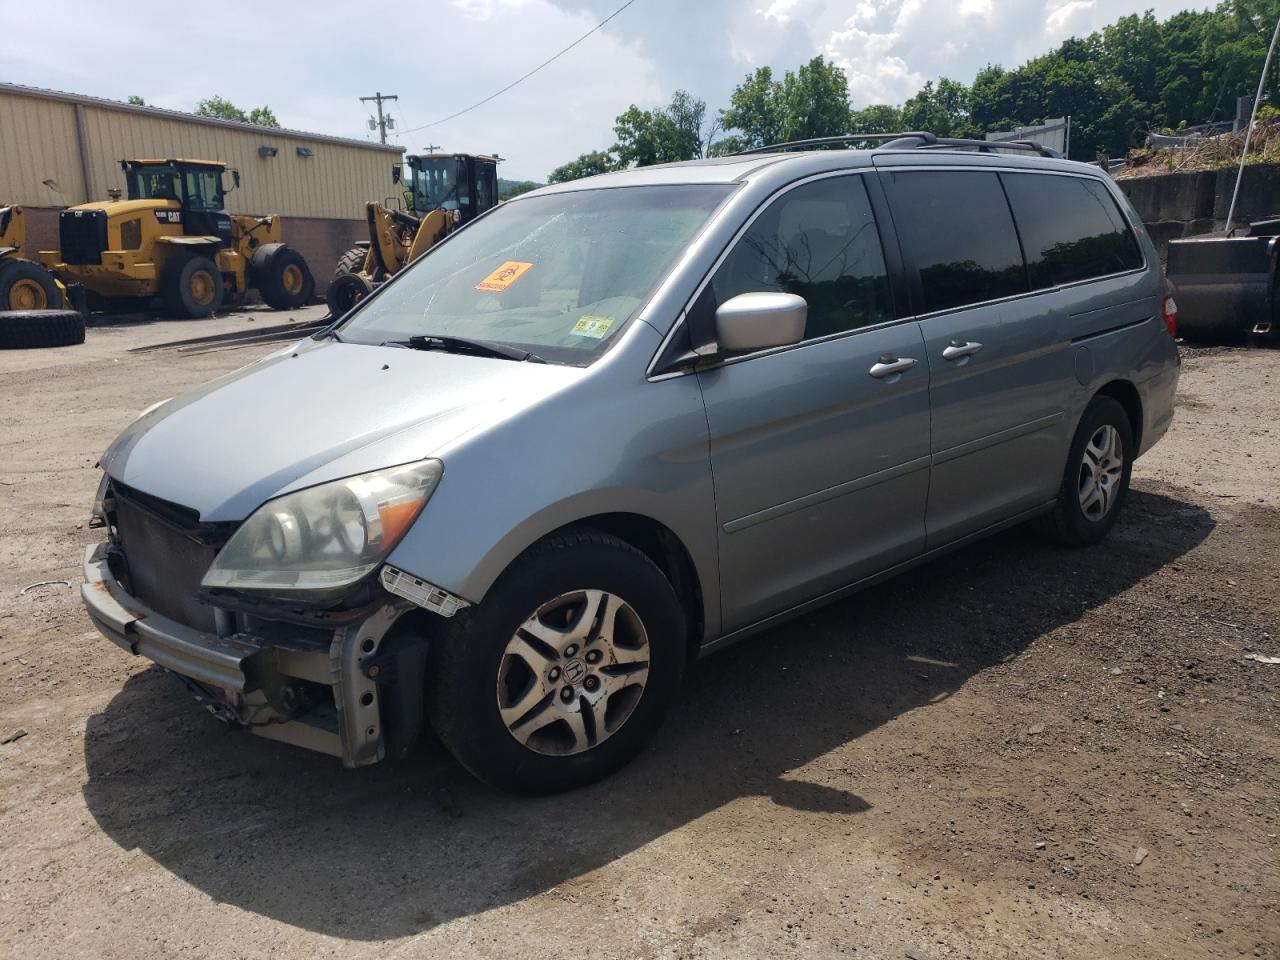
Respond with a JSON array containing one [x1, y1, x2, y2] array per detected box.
[[360, 92, 399, 144]]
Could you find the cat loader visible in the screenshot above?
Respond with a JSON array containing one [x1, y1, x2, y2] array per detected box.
[[0, 203, 70, 311], [0, 203, 85, 349], [326, 152, 499, 317], [40, 159, 314, 318]]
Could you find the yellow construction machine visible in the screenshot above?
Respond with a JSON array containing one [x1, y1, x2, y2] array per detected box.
[[326, 152, 499, 316], [0, 203, 70, 311], [40, 159, 314, 318]]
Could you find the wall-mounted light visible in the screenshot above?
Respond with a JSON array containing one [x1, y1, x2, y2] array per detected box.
[[296, 147, 314, 158], [258, 145, 279, 158]]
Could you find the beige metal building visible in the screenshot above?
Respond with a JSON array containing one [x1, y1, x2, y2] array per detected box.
[[0, 82, 404, 294]]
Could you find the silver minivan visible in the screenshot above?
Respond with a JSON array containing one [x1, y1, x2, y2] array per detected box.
[[82, 136, 1180, 793]]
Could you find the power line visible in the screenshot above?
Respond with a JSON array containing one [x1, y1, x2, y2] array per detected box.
[[398, 0, 640, 135]]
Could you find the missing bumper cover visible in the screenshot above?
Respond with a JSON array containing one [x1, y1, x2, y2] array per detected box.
[[380, 565, 470, 618]]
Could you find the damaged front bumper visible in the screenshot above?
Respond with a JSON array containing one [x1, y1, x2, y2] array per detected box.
[[81, 541, 423, 767]]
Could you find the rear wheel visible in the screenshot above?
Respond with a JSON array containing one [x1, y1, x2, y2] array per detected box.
[[333, 246, 368, 279], [0, 259, 60, 311], [426, 530, 687, 794], [325, 270, 375, 318], [0, 309, 85, 349], [160, 255, 224, 318], [1034, 395, 1134, 546], [253, 244, 315, 310]]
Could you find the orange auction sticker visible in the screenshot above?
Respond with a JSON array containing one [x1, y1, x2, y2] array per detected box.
[[475, 260, 534, 293]]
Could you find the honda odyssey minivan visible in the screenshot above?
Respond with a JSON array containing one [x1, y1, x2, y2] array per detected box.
[[82, 134, 1180, 793]]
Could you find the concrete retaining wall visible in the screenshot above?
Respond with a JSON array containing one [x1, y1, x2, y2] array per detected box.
[[1117, 163, 1280, 258]]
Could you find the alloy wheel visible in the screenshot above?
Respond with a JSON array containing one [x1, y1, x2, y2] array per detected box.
[[496, 589, 650, 756], [1078, 424, 1124, 521]]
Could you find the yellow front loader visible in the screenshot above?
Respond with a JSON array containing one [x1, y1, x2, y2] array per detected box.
[[0, 203, 70, 311], [40, 159, 314, 318], [326, 152, 499, 317]]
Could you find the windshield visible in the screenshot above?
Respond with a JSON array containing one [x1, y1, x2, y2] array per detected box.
[[407, 156, 460, 213], [126, 165, 182, 202], [339, 184, 734, 365]]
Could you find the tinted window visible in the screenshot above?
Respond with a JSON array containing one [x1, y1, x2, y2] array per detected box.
[[885, 171, 1028, 313], [1002, 174, 1143, 288], [707, 176, 892, 341]]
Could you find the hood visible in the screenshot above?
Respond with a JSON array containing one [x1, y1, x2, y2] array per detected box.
[[101, 339, 582, 521], [68, 198, 180, 218]]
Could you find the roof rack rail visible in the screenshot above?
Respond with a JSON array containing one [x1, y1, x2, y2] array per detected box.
[[738, 132, 1063, 159]]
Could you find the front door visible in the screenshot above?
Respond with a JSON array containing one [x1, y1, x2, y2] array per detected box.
[[693, 174, 931, 631], [181, 167, 233, 245]]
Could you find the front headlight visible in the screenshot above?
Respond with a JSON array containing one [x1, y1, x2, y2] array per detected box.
[[201, 460, 442, 596]]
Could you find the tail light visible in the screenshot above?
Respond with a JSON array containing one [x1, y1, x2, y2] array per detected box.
[[1161, 294, 1178, 339]]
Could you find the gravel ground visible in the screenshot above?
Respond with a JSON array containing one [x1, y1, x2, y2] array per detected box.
[[0, 311, 1276, 960]]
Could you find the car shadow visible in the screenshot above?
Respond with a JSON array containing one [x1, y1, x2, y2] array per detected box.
[[81, 486, 1213, 939]]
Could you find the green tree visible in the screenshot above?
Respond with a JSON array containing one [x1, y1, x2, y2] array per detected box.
[[719, 66, 784, 150], [613, 90, 706, 166], [720, 57, 851, 149], [547, 150, 623, 184], [900, 77, 978, 138], [195, 96, 280, 127], [848, 104, 903, 135], [126, 95, 146, 106], [246, 106, 280, 128]]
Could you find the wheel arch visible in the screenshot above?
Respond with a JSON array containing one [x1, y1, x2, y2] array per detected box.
[[1094, 379, 1144, 452], [486, 512, 707, 659]]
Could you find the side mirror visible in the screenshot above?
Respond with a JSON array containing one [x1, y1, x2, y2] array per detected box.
[[391, 163, 402, 185], [715, 292, 807, 354], [232, 170, 241, 190]]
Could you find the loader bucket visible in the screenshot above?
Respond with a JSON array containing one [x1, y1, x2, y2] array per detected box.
[[1165, 234, 1277, 340]]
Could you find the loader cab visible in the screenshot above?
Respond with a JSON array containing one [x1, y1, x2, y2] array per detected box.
[[120, 159, 234, 245], [403, 153, 499, 225]]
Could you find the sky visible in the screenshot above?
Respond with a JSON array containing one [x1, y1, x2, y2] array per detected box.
[[0, 0, 1209, 181]]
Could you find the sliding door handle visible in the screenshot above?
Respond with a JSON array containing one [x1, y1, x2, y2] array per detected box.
[[869, 356, 917, 380], [942, 340, 984, 362]]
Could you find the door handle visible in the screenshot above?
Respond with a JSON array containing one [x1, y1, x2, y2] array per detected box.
[[869, 356, 917, 380], [942, 340, 984, 362]]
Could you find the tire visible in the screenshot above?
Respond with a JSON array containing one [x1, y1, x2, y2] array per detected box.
[[426, 530, 688, 794], [1034, 395, 1135, 546], [332, 246, 368, 279], [160, 255, 224, 318], [0, 259, 60, 311], [325, 270, 375, 318], [0, 309, 85, 349], [253, 244, 315, 310]]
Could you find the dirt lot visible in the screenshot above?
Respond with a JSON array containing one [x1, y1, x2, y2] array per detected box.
[[0, 309, 1276, 960]]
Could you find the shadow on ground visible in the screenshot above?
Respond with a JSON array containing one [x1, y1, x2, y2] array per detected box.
[[82, 487, 1212, 939]]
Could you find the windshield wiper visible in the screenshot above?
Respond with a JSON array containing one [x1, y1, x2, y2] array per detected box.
[[383, 334, 546, 363]]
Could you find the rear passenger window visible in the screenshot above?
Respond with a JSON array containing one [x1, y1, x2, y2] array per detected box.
[[706, 175, 892, 341], [1002, 174, 1143, 288], [884, 171, 1028, 313]]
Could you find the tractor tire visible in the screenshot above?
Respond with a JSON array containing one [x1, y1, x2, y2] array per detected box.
[[253, 243, 315, 310], [325, 270, 376, 319], [0, 309, 85, 349], [161, 255, 224, 318], [332, 246, 369, 280], [0, 259, 61, 312]]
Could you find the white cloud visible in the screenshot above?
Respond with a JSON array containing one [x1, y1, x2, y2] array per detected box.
[[0, 0, 1213, 179]]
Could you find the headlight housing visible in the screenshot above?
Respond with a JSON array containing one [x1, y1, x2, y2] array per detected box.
[[201, 460, 442, 597]]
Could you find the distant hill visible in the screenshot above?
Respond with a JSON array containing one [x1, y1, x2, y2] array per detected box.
[[499, 178, 543, 200]]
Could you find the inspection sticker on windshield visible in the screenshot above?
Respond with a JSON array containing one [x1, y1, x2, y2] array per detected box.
[[572, 315, 614, 339], [475, 261, 534, 293]]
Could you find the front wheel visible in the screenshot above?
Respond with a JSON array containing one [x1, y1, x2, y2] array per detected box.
[[160, 255, 224, 318], [426, 530, 687, 793], [1035, 395, 1135, 546]]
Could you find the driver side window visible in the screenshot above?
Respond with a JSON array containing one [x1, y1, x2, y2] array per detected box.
[[705, 175, 892, 342]]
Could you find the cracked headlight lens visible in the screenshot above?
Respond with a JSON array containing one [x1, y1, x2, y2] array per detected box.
[[202, 460, 442, 596]]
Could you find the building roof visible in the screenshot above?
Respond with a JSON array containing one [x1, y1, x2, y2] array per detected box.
[[0, 82, 404, 154]]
